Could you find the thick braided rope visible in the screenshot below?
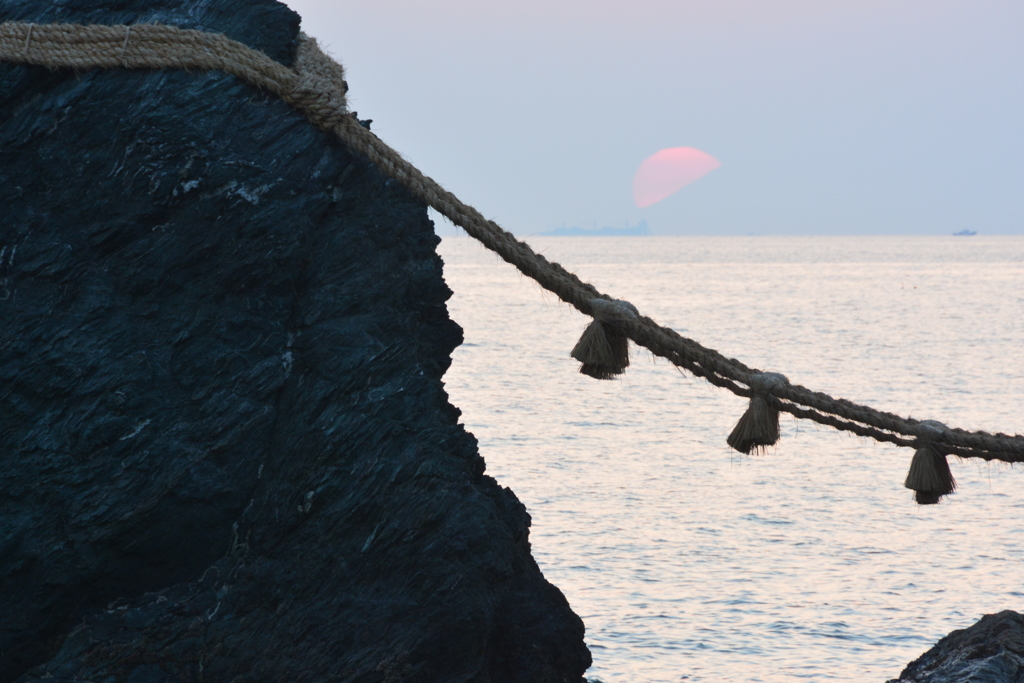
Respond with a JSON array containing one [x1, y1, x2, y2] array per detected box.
[[0, 23, 350, 130], [2, 21, 1022, 462]]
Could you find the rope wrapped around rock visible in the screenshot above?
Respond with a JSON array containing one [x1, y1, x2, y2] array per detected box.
[[2, 22, 1022, 482]]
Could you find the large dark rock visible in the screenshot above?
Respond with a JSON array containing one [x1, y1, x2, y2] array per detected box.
[[0, 1, 591, 680], [887, 611, 1024, 683]]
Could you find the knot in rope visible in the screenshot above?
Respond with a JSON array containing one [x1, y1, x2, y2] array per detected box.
[[913, 419, 947, 445], [748, 372, 789, 395], [589, 298, 638, 323]]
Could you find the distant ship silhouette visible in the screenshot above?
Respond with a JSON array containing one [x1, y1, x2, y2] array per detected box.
[[952, 229, 977, 236]]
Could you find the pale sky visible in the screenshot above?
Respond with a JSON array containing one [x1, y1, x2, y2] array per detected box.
[[282, 0, 1023, 235]]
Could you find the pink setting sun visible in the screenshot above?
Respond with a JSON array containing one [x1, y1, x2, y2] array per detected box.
[[632, 147, 721, 208]]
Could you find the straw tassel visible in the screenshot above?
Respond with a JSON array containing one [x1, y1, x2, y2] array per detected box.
[[571, 298, 639, 380], [727, 372, 788, 454], [571, 319, 629, 379], [904, 420, 956, 505]]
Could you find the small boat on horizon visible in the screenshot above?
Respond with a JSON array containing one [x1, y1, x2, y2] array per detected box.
[[952, 229, 977, 236]]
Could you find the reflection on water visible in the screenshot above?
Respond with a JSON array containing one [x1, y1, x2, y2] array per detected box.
[[438, 235, 1024, 683]]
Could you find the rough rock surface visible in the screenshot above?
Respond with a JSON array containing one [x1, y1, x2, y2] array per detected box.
[[886, 611, 1024, 683], [0, 0, 591, 680]]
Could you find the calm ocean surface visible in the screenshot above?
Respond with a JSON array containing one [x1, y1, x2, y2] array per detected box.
[[436, 235, 1024, 683]]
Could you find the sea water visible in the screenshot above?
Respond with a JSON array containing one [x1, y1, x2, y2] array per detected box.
[[436, 235, 1024, 683]]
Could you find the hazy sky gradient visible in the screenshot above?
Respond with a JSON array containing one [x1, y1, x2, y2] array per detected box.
[[283, 0, 1023, 235]]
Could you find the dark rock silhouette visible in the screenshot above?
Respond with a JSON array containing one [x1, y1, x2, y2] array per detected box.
[[887, 611, 1024, 683], [0, 1, 590, 680]]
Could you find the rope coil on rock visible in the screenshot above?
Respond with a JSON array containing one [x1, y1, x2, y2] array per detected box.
[[2, 21, 1022, 503]]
